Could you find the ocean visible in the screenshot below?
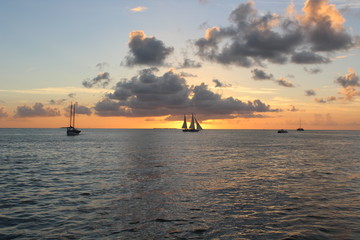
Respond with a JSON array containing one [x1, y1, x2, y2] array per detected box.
[[0, 128, 359, 239]]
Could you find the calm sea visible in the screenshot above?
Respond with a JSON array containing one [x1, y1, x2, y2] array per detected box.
[[0, 128, 359, 240]]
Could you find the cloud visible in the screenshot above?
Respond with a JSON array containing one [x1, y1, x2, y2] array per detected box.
[[314, 98, 327, 103], [14, 103, 61, 118], [288, 105, 300, 112], [122, 31, 174, 67], [291, 51, 330, 64], [82, 72, 111, 88], [335, 69, 360, 101], [65, 103, 92, 116], [0, 107, 8, 118], [96, 62, 109, 70], [68, 93, 76, 98], [304, 67, 322, 74], [334, 68, 360, 87], [275, 78, 295, 87], [251, 68, 274, 80], [194, 0, 357, 68], [130, 6, 147, 12], [49, 99, 67, 105], [305, 89, 316, 96], [179, 72, 197, 78], [176, 58, 202, 69], [213, 79, 231, 88], [94, 68, 279, 120]]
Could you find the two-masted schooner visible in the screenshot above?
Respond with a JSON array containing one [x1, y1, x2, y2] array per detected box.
[[67, 103, 81, 136], [182, 114, 203, 132]]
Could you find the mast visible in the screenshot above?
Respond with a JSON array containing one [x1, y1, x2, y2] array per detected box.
[[189, 114, 195, 129], [69, 103, 73, 127], [73, 103, 76, 128], [181, 115, 187, 129], [195, 118, 202, 130]]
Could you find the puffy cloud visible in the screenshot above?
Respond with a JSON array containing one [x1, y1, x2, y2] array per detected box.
[[65, 103, 92, 116], [305, 89, 316, 96], [275, 78, 295, 87], [96, 62, 109, 70], [122, 31, 174, 67], [178, 72, 197, 78], [176, 58, 202, 69], [83, 72, 111, 88], [0, 107, 8, 118], [194, 0, 357, 68], [314, 98, 327, 103], [291, 51, 330, 64], [251, 68, 274, 80], [68, 93, 76, 98], [213, 79, 231, 88], [15, 103, 60, 118], [94, 68, 279, 120], [335, 68, 360, 87], [49, 99, 67, 105], [304, 67, 322, 74], [288, 105, 300, 112], [335, 69, 360, 101]]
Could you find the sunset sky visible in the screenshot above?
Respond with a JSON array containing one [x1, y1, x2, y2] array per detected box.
[[0, 0, 359, 129]]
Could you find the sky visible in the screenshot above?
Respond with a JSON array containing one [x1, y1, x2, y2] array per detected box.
[[0, 0, 359, 130]]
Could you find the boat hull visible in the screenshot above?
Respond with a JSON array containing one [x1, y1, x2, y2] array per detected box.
[[183, 129, 200, 132], [67, 127, 81, 136]]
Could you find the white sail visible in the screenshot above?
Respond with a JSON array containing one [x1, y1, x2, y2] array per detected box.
[[189, 114, 195, 129], [181, 115, 187, 129], [195, 118, 202, 130]]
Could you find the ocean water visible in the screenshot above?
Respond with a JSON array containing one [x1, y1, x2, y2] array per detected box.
[[0, 128, 359, 240]]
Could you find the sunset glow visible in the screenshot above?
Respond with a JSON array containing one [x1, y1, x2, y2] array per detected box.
[[0, 0, 359, 130]]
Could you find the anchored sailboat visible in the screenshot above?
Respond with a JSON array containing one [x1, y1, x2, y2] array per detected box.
[[297, 119, 304, 131], [182, 114, 203, 132], [67, 103, 81, 136]]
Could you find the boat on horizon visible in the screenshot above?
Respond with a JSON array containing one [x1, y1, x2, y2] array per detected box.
[[67, 103, 81, 136], [182, 114, 203, 132], [278, 129, 288, 133], [297, 119, 304, 131]]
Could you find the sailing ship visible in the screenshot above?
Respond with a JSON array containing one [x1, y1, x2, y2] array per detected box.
[[297, 119, 304, 131], [67, 103, 81, 136], [182, 114, 203, 132]]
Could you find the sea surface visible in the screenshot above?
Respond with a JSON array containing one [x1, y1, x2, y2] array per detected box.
[[0, 128, 359, 240]]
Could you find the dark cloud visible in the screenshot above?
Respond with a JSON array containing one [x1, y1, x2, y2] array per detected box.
[[179, 72, 197, 78], [194, 0, 357, 68], [83, 72, 111, 88], [305, 89, 316, 96], [275, 78, 295, 87], [177, 58, 202, 69], [335, 69, 360, 101], [15, 103, 60, 118], [251, 68, 274, 80], [314, 98, 327, 103], [65, 103, 92, 116], [94, 68, 279, 120], [213, 79, 231, 88], [68, 93, 76, 98], [291, 51, 330, 64], [304, 67, 322, 74], [122, 31, 174, 67], [96, 62, 109, 70], [335, 69, 360, 87], [49, 99, 67, 105], [288, 105, 299, 112], [0, 107, 8, 118]]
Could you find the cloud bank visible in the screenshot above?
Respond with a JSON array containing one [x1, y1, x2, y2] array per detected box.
[[194, 0, 357, 68], [94, 68, 279, 119]]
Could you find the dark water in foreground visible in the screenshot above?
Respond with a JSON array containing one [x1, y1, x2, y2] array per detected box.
[[0, 129, 359, 239]]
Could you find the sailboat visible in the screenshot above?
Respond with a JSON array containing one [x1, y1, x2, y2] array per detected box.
[[297, 119, 304, 131], [67, 103, 81, 136], [182, 114, 203, 132]]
